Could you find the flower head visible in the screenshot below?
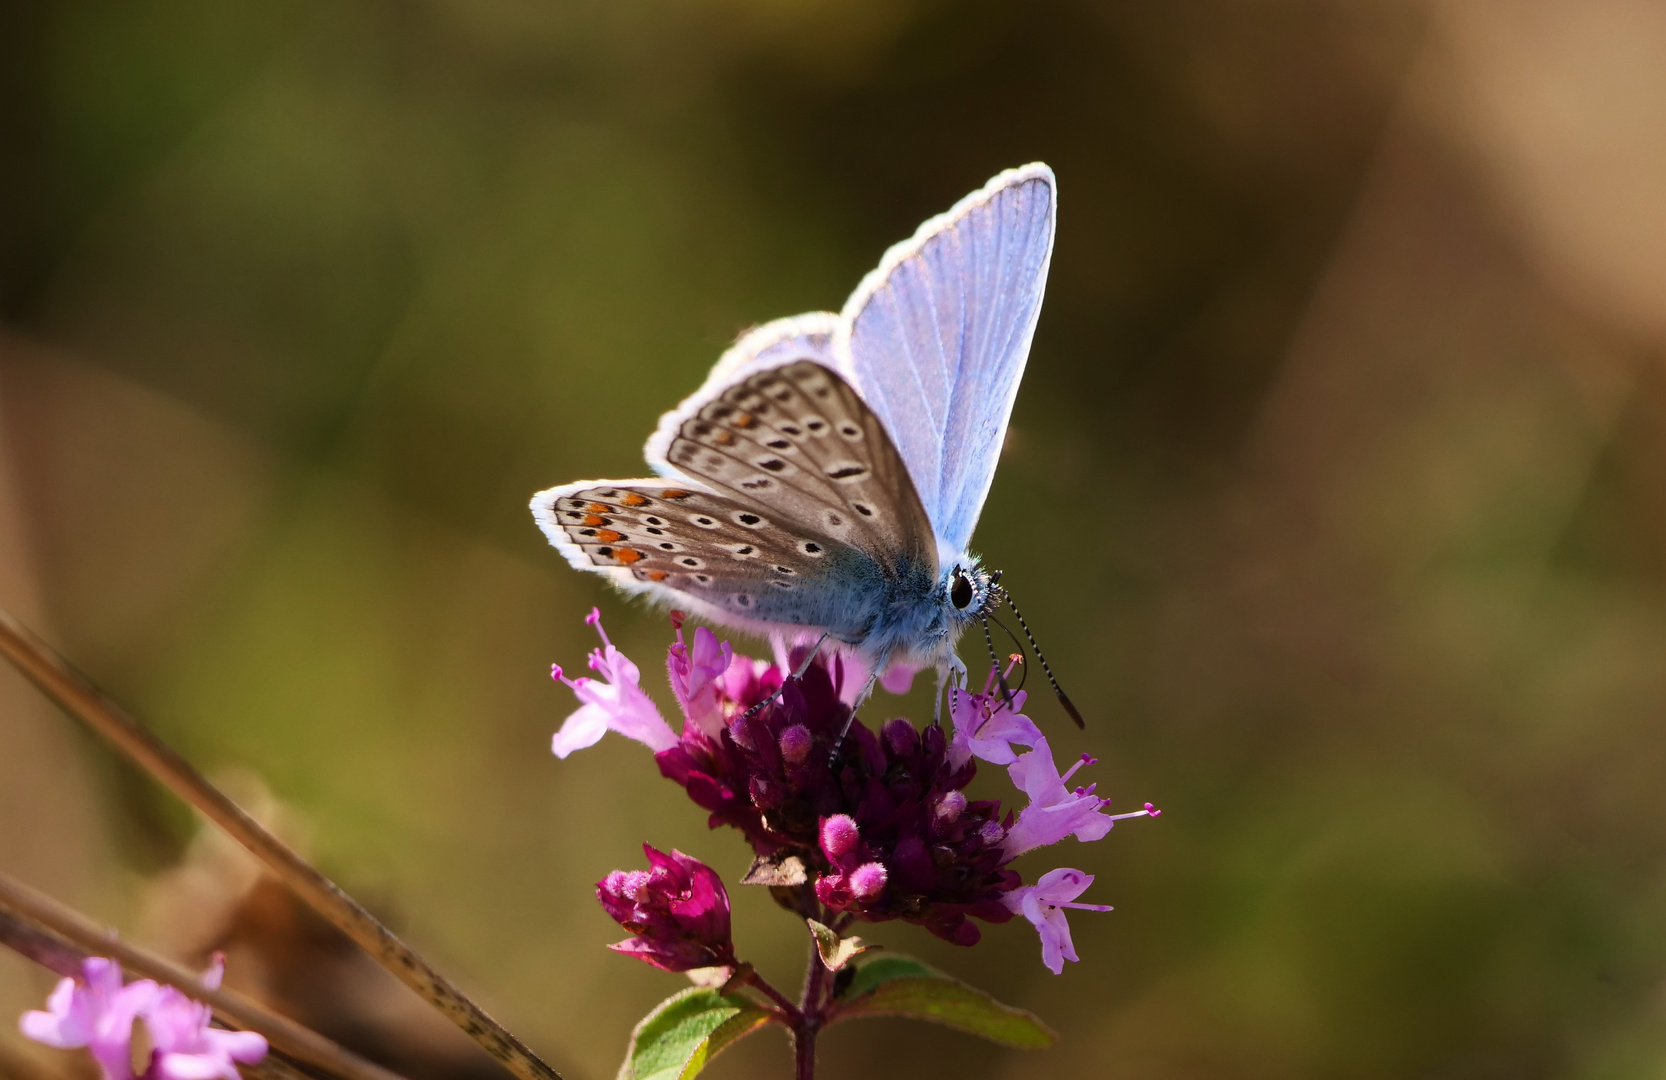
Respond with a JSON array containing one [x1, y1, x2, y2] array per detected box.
[[1003, 868, 1115, 975], [551, 609, 678, 757], [653, 646, 1016, 945], [550, 612, 1160, 971], [19, 957, 156, 1080], [597, 845, 735, 972]]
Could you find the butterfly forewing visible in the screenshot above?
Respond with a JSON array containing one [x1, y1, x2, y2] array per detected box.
[[838, 165, 1055, 555], [660, 360, 935, 571], [534, 481, 852, 624]]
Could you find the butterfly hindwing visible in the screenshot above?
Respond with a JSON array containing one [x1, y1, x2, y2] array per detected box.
[[657, 359, 935, 572], [836, 164, 1055, 556]]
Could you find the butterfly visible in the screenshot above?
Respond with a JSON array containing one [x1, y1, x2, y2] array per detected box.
[[532, 164, 1078, 720]]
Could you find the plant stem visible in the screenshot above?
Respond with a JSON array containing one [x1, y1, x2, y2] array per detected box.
[[793, 1022, 817, 1080], [738, 968, 801, 1022], [0, 605, 562, 1080], [794, 935, 830, 1080], [0, 872, 409, 1080]]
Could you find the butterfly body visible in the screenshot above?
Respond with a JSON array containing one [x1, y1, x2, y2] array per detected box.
[[533, 165, 1054, 688]]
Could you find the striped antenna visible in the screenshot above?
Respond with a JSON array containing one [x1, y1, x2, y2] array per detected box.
[[1004, 593, 1085, 728]]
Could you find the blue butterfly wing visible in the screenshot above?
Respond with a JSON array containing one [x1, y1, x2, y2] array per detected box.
[[533, 317, 938, 648], [834, 164, 1056, 558]]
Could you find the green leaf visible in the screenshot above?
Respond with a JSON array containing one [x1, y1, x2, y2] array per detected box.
[[616, 987, 777, 1080], [832, 954, 1057, 1049], [806, 918, 876, 971]]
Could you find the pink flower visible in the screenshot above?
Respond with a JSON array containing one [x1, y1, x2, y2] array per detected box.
[[597, 846, 735, 972], [1003, 868, 1114, 974], [551, 609, 677, 757], [946, 665, 1044, 769], [1002, 740, 1154, 858], [141, 956, 267, 1080], [667, 616, 733, 740], [19, 957, 156, 1080], [20, 956, 266, 1080]]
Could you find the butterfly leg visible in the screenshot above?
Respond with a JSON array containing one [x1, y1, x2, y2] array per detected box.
[[933, 662, 964, 726], [735, 632, 831, 727], [827, 656, 888, 768], [945, 652, 971, 719]]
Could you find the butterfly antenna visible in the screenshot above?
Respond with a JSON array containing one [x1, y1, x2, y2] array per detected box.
[[1004, 594, 1085, 728], [989, 614, 1030, 693], [982, 618, 1016, 708]]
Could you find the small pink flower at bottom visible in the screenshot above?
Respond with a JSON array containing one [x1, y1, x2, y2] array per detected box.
[[141, 957, 267, 1080], [1003, 868, 1115, 974], [19, 957, 157, 1080], [551, 608, 678, 757]]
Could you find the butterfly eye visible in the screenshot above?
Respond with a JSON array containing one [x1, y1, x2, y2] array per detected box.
[[950, 570, 974, 610]]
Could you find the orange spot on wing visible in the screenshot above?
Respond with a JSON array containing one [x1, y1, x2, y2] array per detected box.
[[660, 489, 691, 499], [733, 413, 755, 428], [614, 548, 644, 564], [715, 430, 735, 445], [582, 514, 608, 526], [586, 502, 611, 513], [621, 493, 649, 507], [647, 570, 668, 582], [593, 529, 623, 543]]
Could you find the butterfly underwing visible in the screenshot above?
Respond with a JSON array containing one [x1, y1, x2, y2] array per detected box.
[[532, 164, 1055, 687]]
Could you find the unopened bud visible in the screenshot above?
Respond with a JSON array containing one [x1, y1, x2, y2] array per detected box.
[[820, 814, 860, 859], [779, 724, 813, 764], [850, 862, 888, 901]]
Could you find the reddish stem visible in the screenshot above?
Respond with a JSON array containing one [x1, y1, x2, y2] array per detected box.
[[794, 934, 832, 1080], [737, 967, 801, 1023]]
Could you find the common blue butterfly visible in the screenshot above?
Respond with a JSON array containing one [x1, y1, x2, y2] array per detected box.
[[532, 164, 1071, 716]]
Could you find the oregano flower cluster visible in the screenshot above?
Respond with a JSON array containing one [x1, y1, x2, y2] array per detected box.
[[552, 610, 1157, 974]]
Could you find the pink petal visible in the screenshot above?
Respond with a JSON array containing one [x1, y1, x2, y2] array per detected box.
[[551, 704, 610, 758]]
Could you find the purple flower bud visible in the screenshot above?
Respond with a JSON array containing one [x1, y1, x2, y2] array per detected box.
[[820, 814, 860, 859], [596, 845, 735, 972], [850, 862, 889, 901], [778, 724, 813, 764], [890, 835, 935, 892], [883, 718, 920, 758], [815, 872, 854, 911], [934, 790, 967, 825]]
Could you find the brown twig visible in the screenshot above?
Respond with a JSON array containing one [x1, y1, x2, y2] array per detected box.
[[0, 605, 560, 1080], [0, 871, 408, 1080]]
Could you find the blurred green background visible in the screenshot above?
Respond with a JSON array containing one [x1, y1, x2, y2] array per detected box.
[[5, 1, 1666, 1077]]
